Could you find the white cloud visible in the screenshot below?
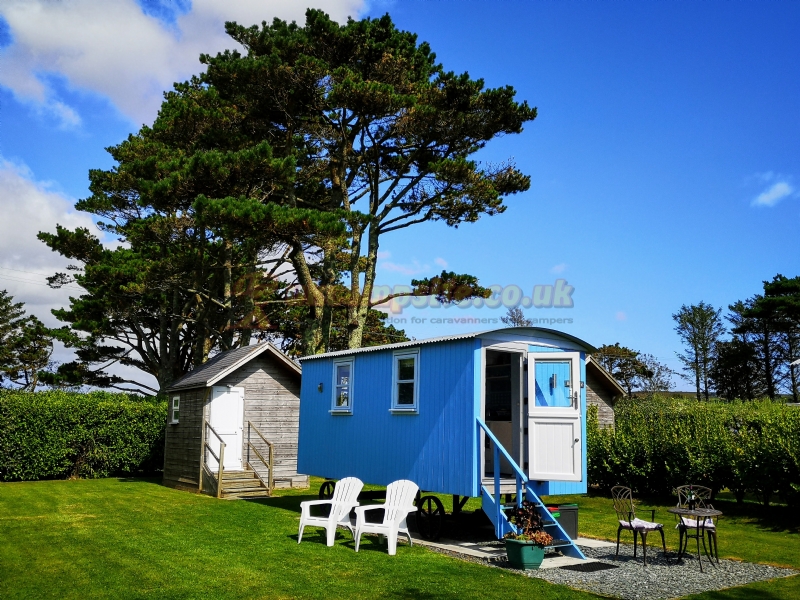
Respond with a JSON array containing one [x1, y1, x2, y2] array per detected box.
[[752, 181, 795, 207], [0, 158, 165, 391], [379, 259, 430, 276], [434, 257, 448, 268], [550, 263, 567, 274], [36, 99, 83, 130], [0, 158, 95, 320], [0, 157, 102, 371], [0, 0, 366, 126], [758, 171, 775, 182]]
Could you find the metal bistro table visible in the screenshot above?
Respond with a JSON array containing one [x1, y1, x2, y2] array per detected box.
[[668, 506, 722, 572]]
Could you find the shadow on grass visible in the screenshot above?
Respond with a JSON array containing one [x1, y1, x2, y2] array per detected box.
[[687, 575, 800, 600], [586, 488, 800, 536], [244, 494, 314, 515], [116, 476, 163, 485]]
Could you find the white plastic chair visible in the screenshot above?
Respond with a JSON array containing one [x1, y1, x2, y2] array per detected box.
[[298, 477, 363, 547], [354, 479, 419, 556]]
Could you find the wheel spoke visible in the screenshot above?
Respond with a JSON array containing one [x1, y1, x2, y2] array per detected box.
[[416, 495, 444, 541]]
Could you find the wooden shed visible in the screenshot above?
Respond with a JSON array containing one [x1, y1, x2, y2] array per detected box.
[[585, 356, 625, 427], [163, 343, 308, 498]]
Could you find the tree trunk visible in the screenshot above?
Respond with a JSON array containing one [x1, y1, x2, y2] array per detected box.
[[220, 240, 235, 351], [347, 222, 380, 350], [787, 331, 799, 402], [694, 356, 701, 402], [289, 243, 325, 355], [762, 324, 775, 400]]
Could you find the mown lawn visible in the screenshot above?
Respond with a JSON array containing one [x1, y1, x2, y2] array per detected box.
[[0, 477, 595, 600], [2, 478, 799, 599]]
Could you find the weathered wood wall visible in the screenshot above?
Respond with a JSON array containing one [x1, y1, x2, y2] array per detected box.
[[162, 388, 206, 491], [219, 356, 307, 488], [586, 370, 616, 428]]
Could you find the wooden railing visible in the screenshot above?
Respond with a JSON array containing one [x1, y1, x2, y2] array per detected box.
[[246, 421, 274, 496], [201, 421, 227, 499]]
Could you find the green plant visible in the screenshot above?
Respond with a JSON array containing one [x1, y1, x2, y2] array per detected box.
[[504, 500, 553, 546], [587, 396, 800, 504], [0, 390, 166, 481]]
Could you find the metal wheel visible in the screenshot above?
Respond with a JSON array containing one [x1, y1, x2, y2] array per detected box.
[[416, 495, 444, 541], [319, 480, 335, 500]]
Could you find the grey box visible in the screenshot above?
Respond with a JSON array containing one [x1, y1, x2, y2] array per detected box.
[[552, 504, 578, 540]]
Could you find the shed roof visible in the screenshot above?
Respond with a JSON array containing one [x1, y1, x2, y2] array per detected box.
[[299, 327, 595, 361], [167, 343, 300, 392], [586, 356, 626, 398]]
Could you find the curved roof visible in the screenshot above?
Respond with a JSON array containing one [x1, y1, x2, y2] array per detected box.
[[299, 327, 595, 361]]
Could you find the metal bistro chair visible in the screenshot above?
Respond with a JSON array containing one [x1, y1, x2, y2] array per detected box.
[[611, 486, 667, 566], [675, 485, 718, 562]]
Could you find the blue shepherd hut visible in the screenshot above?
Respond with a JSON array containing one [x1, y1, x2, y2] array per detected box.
[[297, 327, 596, 558]]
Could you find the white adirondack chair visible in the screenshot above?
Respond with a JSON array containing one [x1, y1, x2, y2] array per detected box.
[[354, 479, 419, 556], [298, 477, 364, 547]]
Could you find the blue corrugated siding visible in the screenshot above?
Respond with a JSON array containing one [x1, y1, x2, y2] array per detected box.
[[471, 339, 482, 496], [298, 338, 477, 496]]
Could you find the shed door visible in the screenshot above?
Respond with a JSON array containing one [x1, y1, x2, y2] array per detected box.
[[207, 386, 244, 471], [527, 353, 581, 481]]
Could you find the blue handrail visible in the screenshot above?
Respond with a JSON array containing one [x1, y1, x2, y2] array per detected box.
[[477, 417, 528, 537], [476, 417, 527, 481]]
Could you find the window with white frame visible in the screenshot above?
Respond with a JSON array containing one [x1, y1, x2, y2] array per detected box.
[[392, 350, 419, 411], [170, 395, 180, 424], [332, 359, 354, 412]]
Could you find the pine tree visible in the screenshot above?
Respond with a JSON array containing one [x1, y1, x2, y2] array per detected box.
[[673, 302, 725, 401], [39, 10, 536, 389]]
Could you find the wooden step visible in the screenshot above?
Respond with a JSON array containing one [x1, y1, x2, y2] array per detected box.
[[222, 479, 264, 492], [224, 490, 273, 499], [220, 471, 259, 481], [223, 485, 268, 494]]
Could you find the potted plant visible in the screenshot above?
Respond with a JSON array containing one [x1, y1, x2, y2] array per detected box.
[[504, 500, 553, 570]]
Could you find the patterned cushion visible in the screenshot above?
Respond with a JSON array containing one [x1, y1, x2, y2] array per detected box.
[[620, 518, 662, 531], [676, 517, 715, 530]]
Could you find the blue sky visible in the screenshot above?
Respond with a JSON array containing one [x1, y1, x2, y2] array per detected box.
[[0, 0, 798, 389]]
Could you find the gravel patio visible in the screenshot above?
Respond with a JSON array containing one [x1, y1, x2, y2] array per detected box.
[[415, 535, 797, 600]]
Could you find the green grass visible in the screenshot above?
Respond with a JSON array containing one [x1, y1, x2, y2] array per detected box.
[[0, 477, 596, 600], [2, 478, 799, 599]]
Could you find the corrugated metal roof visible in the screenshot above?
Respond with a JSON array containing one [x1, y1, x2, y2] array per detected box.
[[299, 327, 594, 361], [297, 331, 479, 361], [167, 343, 299, 391]]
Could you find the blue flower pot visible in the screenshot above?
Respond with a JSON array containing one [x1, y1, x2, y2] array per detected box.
[[505, 539, 546, 570]]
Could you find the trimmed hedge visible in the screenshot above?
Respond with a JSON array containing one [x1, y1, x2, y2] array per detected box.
[[0, 390, 166, 481], [588, 396, 800, 506]]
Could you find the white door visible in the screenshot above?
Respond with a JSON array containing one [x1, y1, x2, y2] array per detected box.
[[207, 386, 244, 471], [527, 353, 582, 481]]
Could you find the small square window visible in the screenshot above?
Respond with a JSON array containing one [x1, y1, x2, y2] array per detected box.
[[392, 350, 419, 412], [170, 396, 180, 424], [331, 359, 354, 413]]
